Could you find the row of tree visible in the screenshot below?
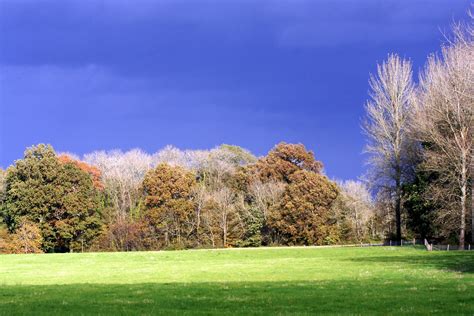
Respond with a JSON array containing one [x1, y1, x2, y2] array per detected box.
[[0, 143, 379, 253], [364, 20, 473, 248]]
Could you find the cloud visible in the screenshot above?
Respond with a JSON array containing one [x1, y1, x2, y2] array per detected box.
[[1, 0, 469, 69], [269, 0, 470, 47], [0, 63, 295, 168], [0, 0, 470, 179], [0, 64, 286, 123]]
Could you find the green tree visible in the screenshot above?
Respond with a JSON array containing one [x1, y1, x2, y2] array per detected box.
[[234, 206, 264, 247], [2, 144, 102, 252], [403, 170, 438, 240]]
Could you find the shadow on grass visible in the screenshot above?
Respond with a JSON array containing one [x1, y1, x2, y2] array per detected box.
[[346, 251, 474, 274], [0, 279, 472, 315]]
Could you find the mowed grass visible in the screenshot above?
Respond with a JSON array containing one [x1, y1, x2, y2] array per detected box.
[[0, 246, 473, 315]]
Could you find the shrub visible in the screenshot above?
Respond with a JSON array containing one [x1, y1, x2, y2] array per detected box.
[[6, 220, 43, 254]]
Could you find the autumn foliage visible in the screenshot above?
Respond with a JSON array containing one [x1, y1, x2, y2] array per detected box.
[[0, 142, 363, 253], [1, 145, 102, 252], [254, 142, 323, 182], [58, 154, 104, 190], [268, 170, 339, 245], [5, 220, 43, 254], [142, 163, 196, 247]]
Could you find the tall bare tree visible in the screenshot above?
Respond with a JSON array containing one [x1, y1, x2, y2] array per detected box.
[[363, 54, 417, 242], [415, 26, 473, 247]]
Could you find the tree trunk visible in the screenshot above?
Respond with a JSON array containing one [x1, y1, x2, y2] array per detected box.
[[354, 207, 360, 241], [460, 161, 467, 249], [395, 193, 402, 243], [460, 185, 466, 249], [395, 179, 402, 243], [222, 210, 227, 248], [471, 148, 473, 244], [196, 206, 201, 245], [223, 221, 227, 248], [471, 176, 473, 244]]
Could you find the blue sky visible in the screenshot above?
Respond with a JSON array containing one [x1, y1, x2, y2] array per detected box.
[[0, 0, 470, 180]]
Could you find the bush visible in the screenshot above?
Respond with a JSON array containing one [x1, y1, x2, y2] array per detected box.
[[6, 220, 43, 254], [92, 220, 158, 252], [0, 226, 11, 253]]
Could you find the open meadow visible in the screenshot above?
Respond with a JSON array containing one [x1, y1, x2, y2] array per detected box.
[[0, 246, 473, 315]]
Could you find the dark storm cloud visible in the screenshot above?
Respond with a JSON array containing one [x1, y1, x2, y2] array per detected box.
[[0, 0, 470, 179]]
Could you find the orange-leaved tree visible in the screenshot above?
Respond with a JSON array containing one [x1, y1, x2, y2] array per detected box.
[[58, 154, 104, 190], [268, 170, 339, 245], [254, 142, 323, 183], [142, 163, 196, 247]]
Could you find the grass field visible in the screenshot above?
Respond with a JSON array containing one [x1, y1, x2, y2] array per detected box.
[[0, 246, 473, 315]]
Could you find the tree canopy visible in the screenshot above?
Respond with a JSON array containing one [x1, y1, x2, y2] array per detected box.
[[2, 144, 102, 252]]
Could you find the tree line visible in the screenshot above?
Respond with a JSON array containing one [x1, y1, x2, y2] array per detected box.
[[0, 143, 380, 253]]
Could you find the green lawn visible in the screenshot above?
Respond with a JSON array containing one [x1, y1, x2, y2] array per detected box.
[[0, 246, 473, 315]]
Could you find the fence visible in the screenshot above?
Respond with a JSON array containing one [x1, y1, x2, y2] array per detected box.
[[423, 239, 473, 251], [250, 239, 473, 251], [329, 240, 417, 247], [371, 239, 473, 251], [331, 239, 421, 248]]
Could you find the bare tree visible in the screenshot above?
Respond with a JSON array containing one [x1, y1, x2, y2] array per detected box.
[[199, 145, 256, 189], [363, 54, 417, 242], [84, 149, 153, 220], [212, 187, 235, 247], [415, 28, 473, 247], [191, 183, 209, 245], [154, 145, 255, 190], [153, 145, 209, 170], [337, 180, 375, 241], [249, 180, 286, 221]]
